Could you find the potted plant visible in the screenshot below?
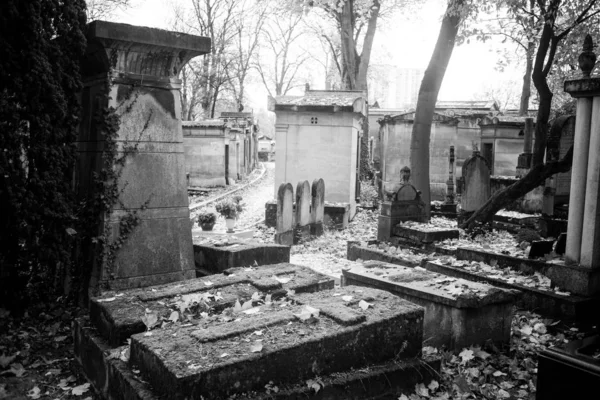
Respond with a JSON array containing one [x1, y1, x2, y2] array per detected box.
[[215, 198, 244, 232], [197, 209, 217, 231]]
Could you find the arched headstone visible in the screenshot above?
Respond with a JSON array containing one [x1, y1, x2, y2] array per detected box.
[[274, 183, 294, 246], [294, 180, 311, 243], [460, 151, 491, 214], [310, 179, 325, 236]]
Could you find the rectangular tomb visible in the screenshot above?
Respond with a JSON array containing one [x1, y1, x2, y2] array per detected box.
[[90, 263, 334, 346], [343, 261, 519, 350], [193, 241, 290, 275], [393, 225, 459, 244], [128, 286, 424, 399]]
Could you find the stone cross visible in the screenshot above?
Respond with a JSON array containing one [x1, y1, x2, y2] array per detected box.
[[460, 150, 491, 214], [310, 179, 325, 236], [275, 183, 294, 246], [294, 180, 311, 244], [76, 21, 210, 291]]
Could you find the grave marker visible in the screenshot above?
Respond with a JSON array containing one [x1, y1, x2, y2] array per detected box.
[[459, 150, 491, 221], [294, 180, 311, 243], [310, 178, 325, 236], [274, 183, 294, 245]]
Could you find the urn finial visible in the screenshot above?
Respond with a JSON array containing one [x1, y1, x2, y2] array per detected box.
[[579, 34, 597, 77]]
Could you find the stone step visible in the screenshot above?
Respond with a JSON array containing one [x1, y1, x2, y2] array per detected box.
[[90, 263, 335, 346], [346, 241, 600, 321], [393, 225, 459, 244], [74, 317, 438, 400], [342, 261, 518, 350], [128, 286, 424, 399], [192, 241, 290, 275]]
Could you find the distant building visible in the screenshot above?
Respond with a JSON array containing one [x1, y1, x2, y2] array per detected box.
[[269, 89, 367, 219]]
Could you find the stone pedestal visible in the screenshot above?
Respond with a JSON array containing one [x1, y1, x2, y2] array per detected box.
[[76, 21, 211, 291]]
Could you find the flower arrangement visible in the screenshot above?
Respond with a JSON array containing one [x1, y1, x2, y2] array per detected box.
[[215, 197, 244, 219], [197, 209, 217, 225]]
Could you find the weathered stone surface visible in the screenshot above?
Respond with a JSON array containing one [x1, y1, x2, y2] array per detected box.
[[343, 261, 517, 350], [74, 317, 439, 400], [73, 318, 160, 400], [460, 150, 491, 213], [393, 225, 459, 244], [77, 21, 211, 291], [192, 241, 290, 275], [90, 263, 334, 346], [128, 286, 424, 399], [422, 260, 599, 321], [293, 181, 311, 244], [310, 178, 325, 236], [275, 183, 294, 245], [456, 246, 600, 296]]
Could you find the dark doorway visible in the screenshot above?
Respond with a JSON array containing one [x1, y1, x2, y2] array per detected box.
[[482, 142, 493, 174]]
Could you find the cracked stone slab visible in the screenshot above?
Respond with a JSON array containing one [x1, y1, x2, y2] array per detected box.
[[128, 285, 424, 399], [90, 263, 334, 346]]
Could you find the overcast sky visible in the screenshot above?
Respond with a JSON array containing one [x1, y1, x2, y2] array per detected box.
[[111, 0, 523, 110]]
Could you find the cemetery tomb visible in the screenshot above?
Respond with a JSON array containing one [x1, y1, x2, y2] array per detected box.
[[182, 120, 230, 187], [75, 263, 439, 399], [192, 241, 291, 276], [343, 261, 517, 350], [77, 21, 211, 290], [269, 89, 367, 219], [129, 286, 423, 399]]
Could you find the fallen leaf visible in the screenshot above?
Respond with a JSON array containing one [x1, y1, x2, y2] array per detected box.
[[493, 370, 506, 377], [358, 300, 372, 310], [243, 307, 261, 315], [54, 335, 68, 342], [96, 297, 116, 303], [220, 353, 229, 358], [415, 383, 429, 397], [26, 386, 40, 399], [71, 383, 90, 396], [0, 353, 16, 369], [428, 380, 439, 392], [306, 379, 322, 393], [342, 295, 353, 302], [273, 275, 291, 284], [203, 281, 213, 286], [9, 363, 25, 377], [458, 349, 474, 364], [169, 311, 179, 323], [241, 300, 253, 311], [141, 310, 159, 330], [250, 342, 263, 353]]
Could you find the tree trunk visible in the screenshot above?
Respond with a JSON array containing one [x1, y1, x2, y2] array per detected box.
[[339, 0, 357, 89], [519, 40, 535, 116], [460, 147, 573, 230], [409, 0, 463, 218]]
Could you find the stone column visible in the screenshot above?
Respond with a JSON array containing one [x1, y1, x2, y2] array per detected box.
[[564, 97, 593, 264], [77, 21, 210, 291]]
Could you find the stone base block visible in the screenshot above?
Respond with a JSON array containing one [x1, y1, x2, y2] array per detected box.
[[440, 203, 457, 213], [393, 225, 459, 244], [89, 263, 335, 346], [310, 222, 324, 236], [342, 261, 518, 350], [422, 260, 600, 321], [456, 247, 600, 296], [265, 200, 277, 227], [539, 216, 568, 238], [293, 224, 311, 244], [74, 317, 439, 400], [323, 203, 350, 229], [274, 230, 294, 246], [192, 241, 290, 274], [129, 286, 424, 398]]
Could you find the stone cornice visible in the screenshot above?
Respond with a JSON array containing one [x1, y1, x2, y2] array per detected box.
[[82, 21, 211, 79]]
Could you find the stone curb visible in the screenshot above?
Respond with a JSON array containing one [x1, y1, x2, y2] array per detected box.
[[189, 162, 268, 219]]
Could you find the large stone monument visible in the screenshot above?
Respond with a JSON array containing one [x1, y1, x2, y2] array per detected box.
[[561, 34, 600, 294], [76, 21, 210, 291], [377, 166, 427, 241]]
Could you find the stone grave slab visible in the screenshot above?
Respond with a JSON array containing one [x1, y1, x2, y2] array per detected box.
[[89, 263, 334, 346], [393, 224, 459, 244], [192, 241, 290, 275], [128, 286, 424, 399], [342, 261, 518, 350], [422, 260, 600, 321]]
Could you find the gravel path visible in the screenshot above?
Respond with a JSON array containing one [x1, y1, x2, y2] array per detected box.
[[191, 162, 275, 234]]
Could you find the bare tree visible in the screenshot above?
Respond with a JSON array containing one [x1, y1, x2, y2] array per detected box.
[[86, 0, 132, 21], [254, 11, 309, 97]]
